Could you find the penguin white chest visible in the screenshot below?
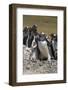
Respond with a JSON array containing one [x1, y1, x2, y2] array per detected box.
[[38, 41, 49, 58]]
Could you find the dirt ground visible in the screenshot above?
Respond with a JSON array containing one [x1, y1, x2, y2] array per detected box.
[[23, 45, 57, 74], [23, 59, 57, 74]]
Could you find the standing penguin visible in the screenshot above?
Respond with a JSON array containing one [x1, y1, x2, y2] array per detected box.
[[31, 36, 38, 61]]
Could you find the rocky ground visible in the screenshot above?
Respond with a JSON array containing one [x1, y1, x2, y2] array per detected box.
[[23, 45, 57, 74]]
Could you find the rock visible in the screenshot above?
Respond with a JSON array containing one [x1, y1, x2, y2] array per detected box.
[[23, 45, 32, 60]]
